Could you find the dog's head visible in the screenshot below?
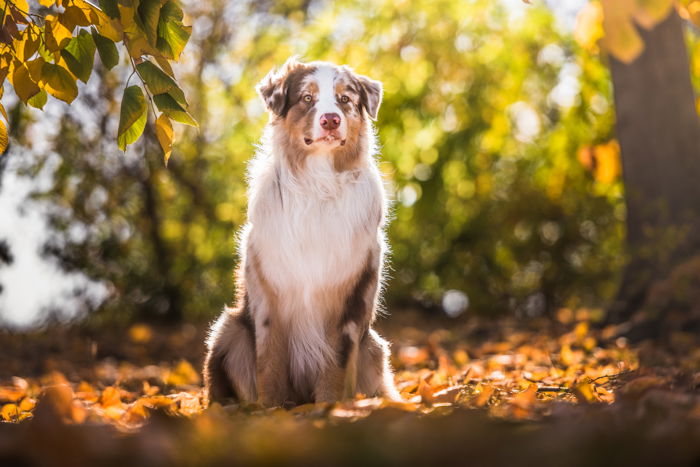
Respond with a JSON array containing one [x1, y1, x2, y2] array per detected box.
[[257, 57, 382, 170]]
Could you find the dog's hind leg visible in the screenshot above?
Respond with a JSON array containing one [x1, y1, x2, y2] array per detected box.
[[204, 307, 257, 405]]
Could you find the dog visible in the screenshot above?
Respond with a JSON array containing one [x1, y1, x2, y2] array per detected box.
[[203, 57, 399, 406]]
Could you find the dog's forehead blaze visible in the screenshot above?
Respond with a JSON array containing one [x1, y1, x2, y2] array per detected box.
[[297, 67, 363, 100]]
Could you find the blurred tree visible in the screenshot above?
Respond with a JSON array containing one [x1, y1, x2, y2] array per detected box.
[[592, 2, 700, 332], [5, 0, 623, 324]]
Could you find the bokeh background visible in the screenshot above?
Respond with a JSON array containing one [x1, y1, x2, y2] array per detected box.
[[0, 0, 640, 327]]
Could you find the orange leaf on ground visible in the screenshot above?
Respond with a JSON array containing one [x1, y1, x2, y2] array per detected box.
[[100, 386, 122, 407]]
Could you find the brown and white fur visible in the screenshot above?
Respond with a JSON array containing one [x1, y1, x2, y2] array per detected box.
[[203, 57, 399, 406]]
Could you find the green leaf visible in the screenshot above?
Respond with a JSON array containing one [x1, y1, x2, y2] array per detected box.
[[153, 93, 196, 127], [155, 113, 173, 165], [156, 1, 191, 59], [137, 0, 162, 46], [98, 0, 120, 19], [136, 60, 186, 105], [118, 85, 148, 150], [60, 30, 96, 83], [37, 36, 53, 62], [27, 89, 48, 110], [91, 28, 119, 69], [41, 62, 78, 104]]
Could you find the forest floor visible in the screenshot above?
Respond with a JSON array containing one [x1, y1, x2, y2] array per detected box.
[[2, 308, 700, 466]]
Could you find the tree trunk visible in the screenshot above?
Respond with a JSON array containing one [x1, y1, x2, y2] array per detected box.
[[608, 11, 700, 326]]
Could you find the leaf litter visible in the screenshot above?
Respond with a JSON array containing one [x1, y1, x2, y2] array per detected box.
[[1, 309, 700, 466]]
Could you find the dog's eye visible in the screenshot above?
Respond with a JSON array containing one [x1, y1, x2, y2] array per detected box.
[[303, 94, 313, 103], [340, 95, 350, 103]]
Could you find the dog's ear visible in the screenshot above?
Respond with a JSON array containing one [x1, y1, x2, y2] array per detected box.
[[357, 74, 383, 120], [256, 56, 303, 117]]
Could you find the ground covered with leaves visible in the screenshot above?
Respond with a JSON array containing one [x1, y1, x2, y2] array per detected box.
[[2, 310, 700, 466]]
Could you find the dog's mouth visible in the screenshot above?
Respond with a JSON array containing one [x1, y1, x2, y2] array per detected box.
[[304, 134, 346, 146]]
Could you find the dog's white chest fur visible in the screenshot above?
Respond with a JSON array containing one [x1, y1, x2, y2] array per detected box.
[[255, 156, 377, 291], [245, 152, 384, 381]]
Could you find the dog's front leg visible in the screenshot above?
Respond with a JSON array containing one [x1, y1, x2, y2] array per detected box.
[[255, 317, 291, 407], [247, 254, 292, 407], [313, 328, 360, 403], [320, 252, 381, 402]]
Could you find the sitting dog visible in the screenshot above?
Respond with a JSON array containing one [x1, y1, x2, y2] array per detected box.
[[203, 57, 399, 406]]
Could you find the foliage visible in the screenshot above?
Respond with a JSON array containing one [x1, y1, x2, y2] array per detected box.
[[3, 0, 625, 323], [2, 313, 700, 465], [0, 0, 195, 157], [575, 0, 700, 64]]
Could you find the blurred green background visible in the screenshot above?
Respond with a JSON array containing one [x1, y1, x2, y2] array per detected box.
[[0, 0, 632, 325]]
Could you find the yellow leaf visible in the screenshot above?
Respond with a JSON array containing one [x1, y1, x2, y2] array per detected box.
[[6, 0, 28, 13], [102, 405, 125, 421], [575, 2, 604, 51], [173, 392, 202, 416], [128, 323, 153, 343], [164, 360, 200, 387], [38, 0, 55, 6], [601, 0, 644, 63], [634, 0, 674, 29], [560, 343, 575, 366], [76, 381, 99, 403], [124, 398, 150, 424], [26, 57, 45, 84], [18, 397, 35, 412], [62, 5, 91, 29], [11, 62, 40, 102], [0, 119, 7, 154], [475, 384, 494, 407], [510, 384, 538, 418], [1, 403, 19, 421], [141, 395, 175, 409], [574, 321, 589, 340], [95, 14, 123, 42], [14, 26, 39, 61], [44, 14, 73, 51], [684, 1, 700, 27], [118, 5, 136, 30], [572, 381, 598, 403], [0, 385, 25, 402], [155, 114, 173, 165], [100, 386, 122, 407], [513, 384, 538, 406], [593, 140, 621, 184]]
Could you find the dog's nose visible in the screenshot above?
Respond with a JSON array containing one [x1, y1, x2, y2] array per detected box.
[[320, 113, 341, 130]]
